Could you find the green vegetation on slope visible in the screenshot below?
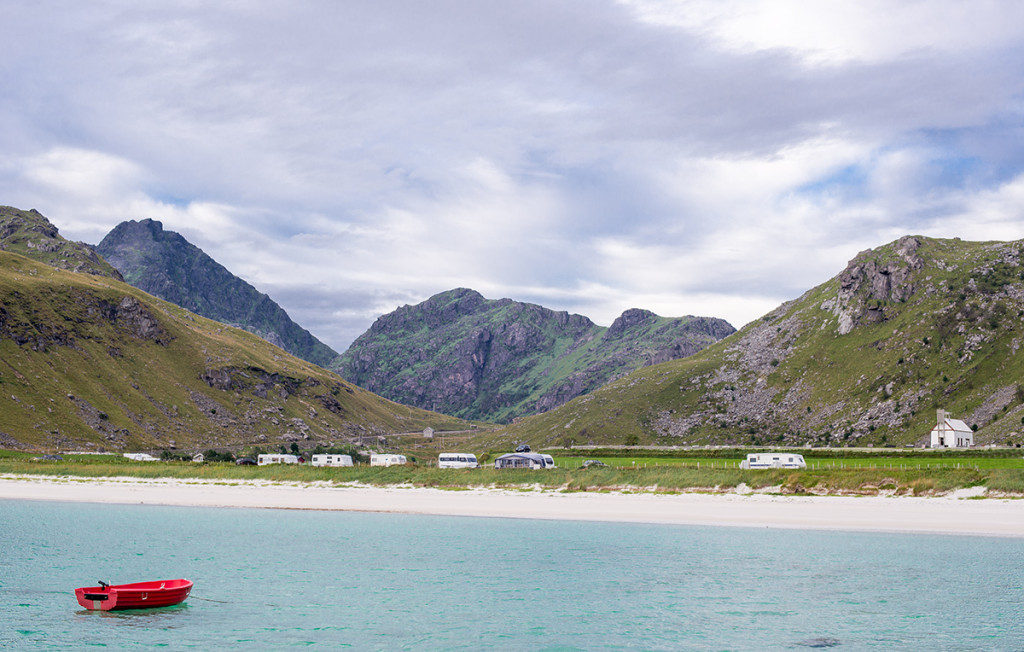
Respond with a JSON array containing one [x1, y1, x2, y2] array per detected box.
[[497, 236, 1024, 449]]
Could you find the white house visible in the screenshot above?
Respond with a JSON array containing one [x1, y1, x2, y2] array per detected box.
[[423, 427, 434, 439], [930, 409, 974, 448]]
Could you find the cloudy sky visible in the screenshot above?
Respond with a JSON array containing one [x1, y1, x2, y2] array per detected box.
[[4, 1, 1024, 351]]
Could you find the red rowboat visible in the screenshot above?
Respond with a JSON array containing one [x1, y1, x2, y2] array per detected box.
[[75, 579, 193, 611]]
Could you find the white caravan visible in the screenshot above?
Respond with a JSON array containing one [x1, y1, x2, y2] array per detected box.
[[370, 454, 408, 467], [310, 454, 353, 467], [739, 452, 806, 469], [438, 453, 479, 469], [257, 454, 300, 466]]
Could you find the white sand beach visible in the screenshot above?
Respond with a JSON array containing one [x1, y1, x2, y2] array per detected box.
[[1, 474, 1022, 537]]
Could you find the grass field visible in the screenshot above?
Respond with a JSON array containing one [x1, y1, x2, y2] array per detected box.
[[3, 450, 1024, 496], [549, 455, 1024, 470]]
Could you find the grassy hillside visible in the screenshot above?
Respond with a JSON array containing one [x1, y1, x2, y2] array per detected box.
[[497, 236, 1024, 449], [0, 251, 468, 452]]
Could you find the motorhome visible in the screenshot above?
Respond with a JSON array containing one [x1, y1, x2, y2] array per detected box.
[[739, 452, 806, 469], [257, 454, 300, 466], [310, 454, 353, 467], [370, 454, 408, 467], [438, 453, 479, 469]]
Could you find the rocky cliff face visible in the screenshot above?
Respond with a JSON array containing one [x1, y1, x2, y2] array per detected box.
[[336, 288, 735, 422], [95, 219, 339, 368], [830, 235, 925, 333], [0, 206, 123, 279]]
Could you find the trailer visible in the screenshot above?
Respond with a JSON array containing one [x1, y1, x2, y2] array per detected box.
[[739, 452, 806, 469], [310, 454, 353, 467], [370, 454, 408, 467], [257, 454, 300, 466]]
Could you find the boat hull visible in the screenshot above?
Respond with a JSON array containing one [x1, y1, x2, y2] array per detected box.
[[75, 579, 193, 611]]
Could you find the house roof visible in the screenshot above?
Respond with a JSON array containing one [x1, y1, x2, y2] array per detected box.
[[931, 418, 973, 434]]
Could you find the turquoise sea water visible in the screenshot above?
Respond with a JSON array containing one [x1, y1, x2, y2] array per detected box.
[[1, 499, 1022, 650]]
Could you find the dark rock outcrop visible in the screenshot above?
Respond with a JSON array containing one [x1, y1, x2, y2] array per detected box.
[[832, 236, 924, 333]]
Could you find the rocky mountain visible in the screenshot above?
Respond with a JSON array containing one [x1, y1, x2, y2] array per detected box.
[[336, 288, 736, 422], [0, 249, 466, 452], [96, 219, 339, 368], [0, 206, 123, 279], [501, 235, 1024, 449]]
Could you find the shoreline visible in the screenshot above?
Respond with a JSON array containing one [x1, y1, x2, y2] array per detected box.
[[2, 474, 1023, 537]]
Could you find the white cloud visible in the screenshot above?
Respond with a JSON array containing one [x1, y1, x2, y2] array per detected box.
[[621, 0, 1024, 65], [3, 1, 1024, 350], [24, 148, 143, 203], [936, 173, 1024, 241]]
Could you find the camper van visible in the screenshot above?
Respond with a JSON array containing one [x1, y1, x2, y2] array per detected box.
[[310, 454, 353, 467], [739, 452, 806, 469], [257, 454, 300, 466], [438, 453, 479, 469], [370, 454, 408, 467]]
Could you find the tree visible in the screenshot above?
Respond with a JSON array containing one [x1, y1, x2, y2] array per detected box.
[[203, 449, 233, 463]]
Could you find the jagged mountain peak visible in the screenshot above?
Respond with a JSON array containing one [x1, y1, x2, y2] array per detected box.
[[105, 218, 172, 241], [605, 308, 657, 338]]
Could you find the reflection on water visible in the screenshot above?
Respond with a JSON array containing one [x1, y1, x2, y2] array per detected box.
[[74, 602, 190, 626]]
